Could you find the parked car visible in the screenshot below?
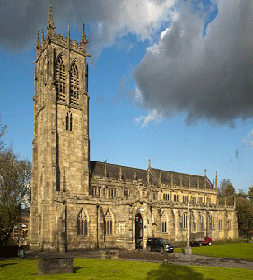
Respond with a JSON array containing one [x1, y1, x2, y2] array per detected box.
[[203, 237, 212, 246], [147, 238, 174, 253], [190, 232, 212, 246]]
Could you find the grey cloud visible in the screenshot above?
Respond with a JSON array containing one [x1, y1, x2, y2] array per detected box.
[[0, 0, 174, 58], [0, 0, 48, 50], [134, 0, 253, 125], [0, 0, 123, 52]]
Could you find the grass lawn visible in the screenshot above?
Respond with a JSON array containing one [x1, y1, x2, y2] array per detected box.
[[189, 243, 253, 261], [0, 258, 253, 280]]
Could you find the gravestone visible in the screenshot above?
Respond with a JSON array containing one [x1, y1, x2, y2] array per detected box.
[[99, 247, 119, 259], [38, 257, 73, 275]]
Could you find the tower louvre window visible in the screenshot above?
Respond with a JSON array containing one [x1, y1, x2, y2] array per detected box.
[[70, 113, 72, 131], [66, 112, 73, 131], [70, 61, 79, 105], [55, 54, 66, 102], [66, 112, 69, 130]]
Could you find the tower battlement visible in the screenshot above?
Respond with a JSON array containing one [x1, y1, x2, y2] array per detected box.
[[36, 6, 90, 60]]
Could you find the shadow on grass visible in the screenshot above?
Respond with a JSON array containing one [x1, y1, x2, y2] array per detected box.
[[74, 266, 82, 273], [146, 263, 214, 280], [0, 262, 17, 268]]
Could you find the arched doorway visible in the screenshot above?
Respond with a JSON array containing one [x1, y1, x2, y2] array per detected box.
[[135, 213, 143, 249]]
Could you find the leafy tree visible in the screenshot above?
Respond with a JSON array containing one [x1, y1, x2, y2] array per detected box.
[[218, 179, 235, 196], [218, 179, 235, 205], [248, 186, 253, 202], [0, 121, 31, 245], [237, 189, 248, 198], [236, 195, 253, 237]]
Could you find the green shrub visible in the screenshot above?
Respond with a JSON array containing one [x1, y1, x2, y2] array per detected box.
[[212, 238, 244, 245]]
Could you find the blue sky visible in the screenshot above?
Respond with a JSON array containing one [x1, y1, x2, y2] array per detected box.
[[1, 0, 253, 192]]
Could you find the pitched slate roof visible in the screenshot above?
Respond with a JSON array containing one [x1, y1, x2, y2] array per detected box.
[[90, 161, 213, 190]]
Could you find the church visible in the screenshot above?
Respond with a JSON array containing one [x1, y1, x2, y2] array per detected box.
[[29, 7, 238, 252]]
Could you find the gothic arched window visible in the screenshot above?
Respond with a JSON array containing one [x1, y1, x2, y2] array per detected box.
[[227, 219, 231, 231], [182, 213, 188, 229], [191, 212, 196, 232], [77, 209, 88, 236], [218, 214, 222, 231], [105, 211, 113, 235], [200, 213, 205, 231], [55, 54, 66, 102], [70, 61, 79, 105], [208, 214, 214, 230], [161, 212, 168, 233]]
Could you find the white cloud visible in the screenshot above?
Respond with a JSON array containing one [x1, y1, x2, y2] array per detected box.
[[243, 129, 253, 147], [134, 0, 253, 126], [134, 109, 164, 127], [134, 87, 144, 105]]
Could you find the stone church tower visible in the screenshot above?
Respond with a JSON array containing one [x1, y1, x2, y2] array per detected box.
[[29, 7, 238, 253], [29, 7, 91, 251]]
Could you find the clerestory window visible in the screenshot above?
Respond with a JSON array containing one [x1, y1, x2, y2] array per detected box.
[[163, 193, 169, 201], [174, 194, 179, 202], [55, 54, 66, 102], [124, 189, 130, 198], [183, 195, 189, 203]]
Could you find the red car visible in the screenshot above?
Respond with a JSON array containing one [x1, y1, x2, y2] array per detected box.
[[203, 237, 212, 246]]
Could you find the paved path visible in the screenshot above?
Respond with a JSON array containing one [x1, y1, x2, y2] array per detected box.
[[119, 251, 253, 270], [167, 253, 253, 270], [26, 250, 253, 270]]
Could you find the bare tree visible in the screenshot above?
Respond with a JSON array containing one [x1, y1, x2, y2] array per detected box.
[[0, 121, 31, 245], [0, 117, 7, 151]]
